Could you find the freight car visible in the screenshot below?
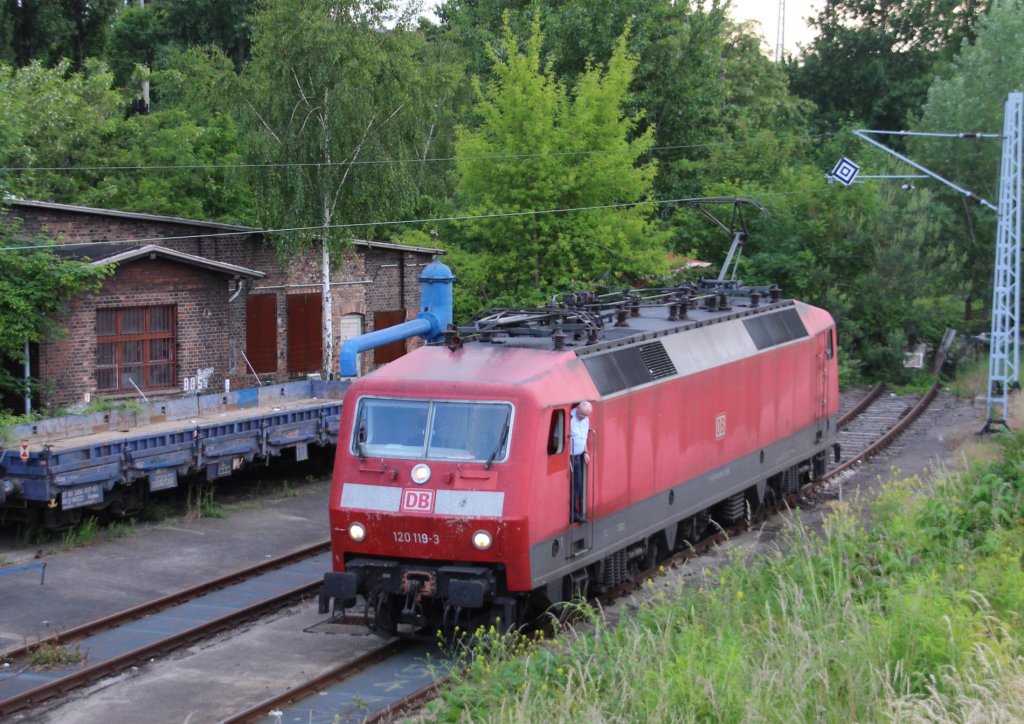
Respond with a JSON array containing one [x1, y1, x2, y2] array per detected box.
[[0, 380, 346, 529], [319, 263, 839, 635]]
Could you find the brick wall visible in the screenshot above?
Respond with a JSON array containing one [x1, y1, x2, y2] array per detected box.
[[6, 205, 438, 405], [41, 258, 230, 409]]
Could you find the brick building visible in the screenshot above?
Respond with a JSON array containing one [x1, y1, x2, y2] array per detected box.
[[4, 200, 443, 409]]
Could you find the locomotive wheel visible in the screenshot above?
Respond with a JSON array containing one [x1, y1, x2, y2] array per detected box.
[[693, 510, 711, 540], [373, 595, 398, 635], [641, 534, 665, 570], [812, 451, 827, 479], [561, 570, 590, 605]]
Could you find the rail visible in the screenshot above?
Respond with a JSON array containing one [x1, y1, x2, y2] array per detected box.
[[0, 541, 331, 717]]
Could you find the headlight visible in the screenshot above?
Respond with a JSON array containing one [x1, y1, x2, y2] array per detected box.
[[411, 463, 431, 485], [471, 529, 493, 551], [348, 521, 366, 542]]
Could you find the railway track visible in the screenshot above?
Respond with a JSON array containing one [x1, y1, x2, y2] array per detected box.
[[219, 382, 943, 723], [828, 382, 940, 484], [0, 540, 331, 718], [221, 638, 444, 724]]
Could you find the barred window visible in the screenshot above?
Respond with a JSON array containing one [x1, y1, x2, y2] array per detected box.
[[96, 305, 177, 391]]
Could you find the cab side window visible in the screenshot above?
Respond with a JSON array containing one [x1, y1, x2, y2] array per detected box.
[[827, 329, 835, 360], [547, 410, 565, 455]]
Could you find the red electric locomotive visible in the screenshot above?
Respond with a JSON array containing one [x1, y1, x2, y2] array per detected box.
[[320, 269, 839, 635]]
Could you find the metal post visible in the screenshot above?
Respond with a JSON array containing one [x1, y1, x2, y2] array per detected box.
[[774, 0, 786, 63], [23, 338, 31, 415], [984, 92, 1023, 431]]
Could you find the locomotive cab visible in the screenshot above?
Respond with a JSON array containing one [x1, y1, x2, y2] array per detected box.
[[320, 389, 533, 636]]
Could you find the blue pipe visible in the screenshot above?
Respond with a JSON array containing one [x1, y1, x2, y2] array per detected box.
[[339, 258, 455, 377], [339, 317, 435, 377]]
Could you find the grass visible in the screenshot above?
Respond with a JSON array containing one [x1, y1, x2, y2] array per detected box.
[[14, 515, 140, 550], [60, 516, 100, 549], [104, 519, 137, 540], [142, 499, 175, 522], [430, 431, 1024, 722], [185, 482, 225, 520], [27, 641, 85, 669], [949, 354, 988, 400]]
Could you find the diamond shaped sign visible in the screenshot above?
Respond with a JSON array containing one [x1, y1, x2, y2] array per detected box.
[[829, 157, 861, 186]]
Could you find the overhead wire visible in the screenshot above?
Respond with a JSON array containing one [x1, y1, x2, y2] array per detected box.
[[0, 186, 843, 254], [0, 132, 836, 174]]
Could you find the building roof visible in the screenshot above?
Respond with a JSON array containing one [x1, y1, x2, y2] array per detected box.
[[351, 238, 445, 256], [7, 199, 253, 232], [92, 244, 265, 279], [7, 201, 446, 256]]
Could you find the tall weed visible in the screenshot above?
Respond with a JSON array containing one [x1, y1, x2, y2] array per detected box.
[[434, 431, 1024, 721]]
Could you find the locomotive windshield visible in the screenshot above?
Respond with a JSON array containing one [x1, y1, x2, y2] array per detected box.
[[353, 398, 513, 463]]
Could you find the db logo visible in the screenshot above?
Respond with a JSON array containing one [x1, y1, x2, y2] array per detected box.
[[401, 488, 435, 513], [715, 413, 727, 440]]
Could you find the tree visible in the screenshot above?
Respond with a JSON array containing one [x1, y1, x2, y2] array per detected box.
[[0, 59, 122, 202], [0, 58, 254, 223], [106, 0, 253, 85], [0, 213, 110, 402], [912, 0, 1024, 320], [452, 18, 667, 309], [789, 0, 990, 134], [437, 2, 810, 205], [106, 3, 171, 86], [720, 166, 962, 382], [80, 109, 255, 222], [158, 0, 252, 71], [0, 0, 120, 69], [244, 0, 446, 374]]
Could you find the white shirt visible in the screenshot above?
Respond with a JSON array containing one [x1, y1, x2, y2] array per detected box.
[[570, 408, 590, 455]]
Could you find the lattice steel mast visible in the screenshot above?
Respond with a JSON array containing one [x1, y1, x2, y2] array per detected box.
[[985, 92, 1023, 431]]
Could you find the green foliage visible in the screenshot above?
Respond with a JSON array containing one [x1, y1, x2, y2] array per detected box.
[[186, 482, 224, 520], [0, 216, 110, 398], [435, 440, 1024, 720], [153, 0, 253, 71], [788, 0, 989, 135], [61, 515, 100, 548], [80, 109, 255, 222], [452, 17, 668, 309], [0, 0, 120, 69], [151, 45, 242, 122], [244, 0, 443, 249], [912, 0, 1024, 316], [0, 58, 253, 222], [0, 59, 123, 201], [105, 3, 170, 86], [27, 641, 85, 669]]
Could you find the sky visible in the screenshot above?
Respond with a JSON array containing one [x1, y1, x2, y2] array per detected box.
[[727, 0, 821, 56]]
